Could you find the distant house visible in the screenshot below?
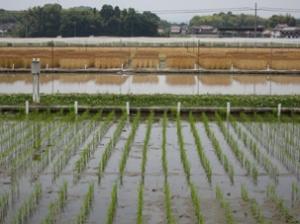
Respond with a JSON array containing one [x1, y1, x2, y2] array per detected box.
[[170, 25, 181, 35], [218, 26, 265, 37], [190, 25, 218, 35], [272, 24, 289, 38], [272, 24, 300, 38], [280, 27, 300, 38]]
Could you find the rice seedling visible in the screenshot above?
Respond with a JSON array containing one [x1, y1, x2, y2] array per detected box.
[[41, 181, 68, 224], [74, 183, 94, 224], [202, 113, 234, 184], [291, 182, 300, 208], [215, 113, 258, 184], [119, 111, 141, 184], [162, 111, 168, 180], [189, 112, 212, 184], [0, 192, 9, 223], [266, 184, 299, 223], [106, 182, 118, 224], [140, 111, 154, 182], [136, 182, 144, 224], [176, 113, 191, 183], [240, 185, 270, 224], [97, 113, 127, 182], [215, 185, 235, 224], [189, 183, 205, 224], [13, 182, 42, 224]]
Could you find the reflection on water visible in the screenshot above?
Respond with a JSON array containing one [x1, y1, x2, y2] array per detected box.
[[0, 73, 300, 95]]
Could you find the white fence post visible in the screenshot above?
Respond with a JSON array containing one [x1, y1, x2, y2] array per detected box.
[[177, 102, 181, 115], [126, 101, 130, 116], [277, 103, 282, 118], [227, 102, 231, 117], [25, 101, 29, 115], [74, 101, 78, 115]]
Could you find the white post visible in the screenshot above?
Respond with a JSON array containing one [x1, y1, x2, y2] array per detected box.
[[12, 64, 15, 70], [230, 64, 234, 71], [177, 102, 181, 115], [74, 101, 78, 115], [25, 101, 29, 115], [277, 103, 282, 118], [84, 64, 87, 70], [227, 102, 231, 117], [121, 63, 124, 70], [194, 63, 197, 70], [32, 58, 41, 103], [126, 101, 130, 116], [46, 64, 49, 69]]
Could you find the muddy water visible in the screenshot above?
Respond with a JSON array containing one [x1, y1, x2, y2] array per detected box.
[[1, 73, 300, 95]]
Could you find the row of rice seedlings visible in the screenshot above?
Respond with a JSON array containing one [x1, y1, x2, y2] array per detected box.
[[164, 182, 176, 224], [266, 184, 299, 223], [136, 112, 154, 224], [176, 114, 206, 223], [52, 113, 97, 181], [162, 112, 176, 224], [106, 182, 118, 224], [291, 182, 300, 208], [141, 111, 154, 182], [240, 185, 270, 224], [162, 111, 168, 180], [136, 182, 144, 224], [202, 113, 235, 184], [215, 185, 235, 224], [231, 114, 279, 183], [189, 183, 205, 224], [189, 112, 212, 184], [74, 183, 94, 224], [73, 112, 115, 182], [176, 113, 191, 182], [119, 111, 141, 184], [0, 192, 9, 223], [13, 182, 42, 224], [41, 181, 68, 224], [215, 113, 258, 184], [97, 113, 128, 183]]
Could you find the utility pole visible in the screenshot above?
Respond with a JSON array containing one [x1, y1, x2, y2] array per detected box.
[[254, 2, 257, 38]]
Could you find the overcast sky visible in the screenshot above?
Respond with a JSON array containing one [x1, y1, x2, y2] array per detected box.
[[1, 0, 300, 22]]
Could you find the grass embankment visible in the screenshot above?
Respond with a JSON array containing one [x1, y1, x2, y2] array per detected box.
[[0, 94, 300, 108]]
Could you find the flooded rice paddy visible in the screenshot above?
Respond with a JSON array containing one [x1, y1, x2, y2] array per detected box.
[[0, 111, 299, 224], [0, 73, 300, 95]]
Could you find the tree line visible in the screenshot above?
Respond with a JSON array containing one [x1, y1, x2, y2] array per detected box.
[[0, 4, 160, 37], [0, 4, 299, 37], [190, 12, 298, 28]]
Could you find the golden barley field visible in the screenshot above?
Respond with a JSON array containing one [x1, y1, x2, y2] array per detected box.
[[0, 47, 300, 70]]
